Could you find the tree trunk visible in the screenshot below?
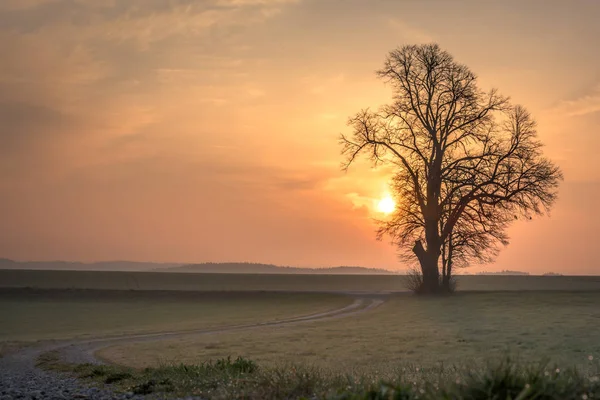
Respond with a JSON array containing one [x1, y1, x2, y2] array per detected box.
[[441, 236, 454, 292], [442, 260, 452, 291], [441, 239, 447, 287], [413, 240, 441, 294]]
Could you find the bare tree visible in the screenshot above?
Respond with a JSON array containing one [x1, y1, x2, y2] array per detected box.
[[341, 44, 562, 294], [437, 181, 511, 289]]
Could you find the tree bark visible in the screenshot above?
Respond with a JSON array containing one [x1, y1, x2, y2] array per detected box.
[[413, 240, 441, 294], [422, 253, 440, 293], [441, 236, 454, 292], [442, 260, 452, 291]]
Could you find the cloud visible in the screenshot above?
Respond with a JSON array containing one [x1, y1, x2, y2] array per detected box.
[[318, 113, 339, 120], [552, 84, 600, 117], [0, 0, 296, 47], [386, 18, 433, 43], [244, 85, 267, 97], [0, 0, 57, 10], [0, 0, 299, 180], [218, 0, 299, 5], [0, 101, 71, 150], [305, 73, 346, 95]]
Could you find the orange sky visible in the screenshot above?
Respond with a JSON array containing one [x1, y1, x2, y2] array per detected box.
[[1, 0, 599, 274]]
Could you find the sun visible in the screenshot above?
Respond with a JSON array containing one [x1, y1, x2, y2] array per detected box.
[[377, 195, 396, 214]]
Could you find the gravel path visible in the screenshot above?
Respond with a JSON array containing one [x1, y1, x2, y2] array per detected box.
[[0, 294, 387, 400], [0, 345, 145, 400]]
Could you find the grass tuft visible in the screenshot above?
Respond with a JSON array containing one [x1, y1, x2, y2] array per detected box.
[[36, 352, 600, 399]]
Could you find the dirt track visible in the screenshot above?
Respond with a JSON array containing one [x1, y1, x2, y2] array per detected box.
[[0, 293, 388, 398], [61, 294, 387, 365], [2, 293, 387, 366]]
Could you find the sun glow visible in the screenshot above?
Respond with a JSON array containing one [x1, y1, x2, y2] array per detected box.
[[377, 195, 396, 214]]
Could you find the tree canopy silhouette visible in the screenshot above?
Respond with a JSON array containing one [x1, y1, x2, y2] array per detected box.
[[340, 44, 563, 294]]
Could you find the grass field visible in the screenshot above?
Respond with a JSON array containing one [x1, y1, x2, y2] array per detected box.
[[4, 271, 600, 398], [3, 269, 600, 292], [38, 351, 600, 400], [99, 291, 600, 374], [0, 289, 350, 341]]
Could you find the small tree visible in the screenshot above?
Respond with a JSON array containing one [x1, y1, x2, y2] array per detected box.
[[341, 44, 562, 294]]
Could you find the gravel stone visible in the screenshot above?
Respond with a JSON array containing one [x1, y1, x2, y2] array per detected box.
[[0, 344, 210, 400]]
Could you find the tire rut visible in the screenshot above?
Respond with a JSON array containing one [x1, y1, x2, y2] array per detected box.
[[63, 295, 386, 365], [0, 293, 389, 399]]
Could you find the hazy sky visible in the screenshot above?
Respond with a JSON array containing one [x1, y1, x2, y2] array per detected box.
[[1, 0, 599, 274]]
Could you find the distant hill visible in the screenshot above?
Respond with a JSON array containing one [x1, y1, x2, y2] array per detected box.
[[476, 270, 530, 276], [542, 272, 564, 277], [0, 258, 181, 271], [156, 262, 399, 275], [0, 259, 399, 274]]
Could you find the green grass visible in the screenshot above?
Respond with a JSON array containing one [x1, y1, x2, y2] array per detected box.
[[3, 269, 600, 292], [37, 352, 600, 399], [26, 288, 600, 399], [101, 292, 600, 373], [0, 289, 350, 341], [6, 272, 600, 398]]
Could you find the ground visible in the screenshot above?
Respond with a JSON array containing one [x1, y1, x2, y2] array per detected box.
[[3, 269, 600, 292], [0, 289, 350, 342], [2, 271, 600, 399], [97, 291, 600, 374]]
